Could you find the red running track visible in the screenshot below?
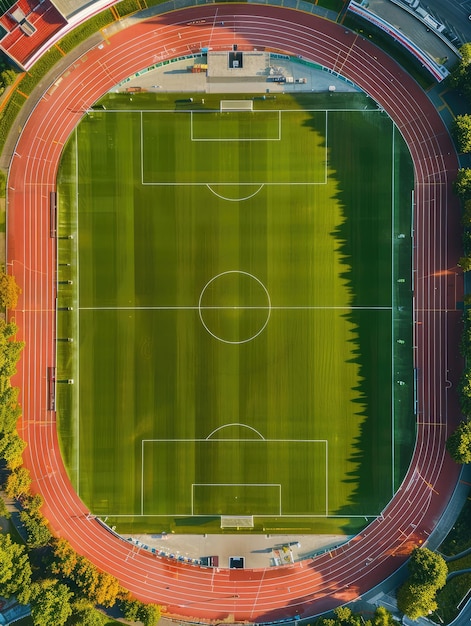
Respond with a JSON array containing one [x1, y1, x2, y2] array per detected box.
[[6, 6, 463, 622]]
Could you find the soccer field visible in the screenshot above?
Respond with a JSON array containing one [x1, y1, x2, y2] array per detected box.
[[56, 92, 414, 535]]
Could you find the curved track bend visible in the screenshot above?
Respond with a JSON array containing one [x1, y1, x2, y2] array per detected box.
[[6, 5, 463, 622]]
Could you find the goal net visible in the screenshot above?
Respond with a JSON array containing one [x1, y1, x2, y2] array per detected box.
[[221, 515, 254, 528], [220, 100, 253, 112]]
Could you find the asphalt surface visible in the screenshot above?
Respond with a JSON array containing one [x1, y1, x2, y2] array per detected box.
[[365, 0, 459, 69], [421, 0, 471, 46]]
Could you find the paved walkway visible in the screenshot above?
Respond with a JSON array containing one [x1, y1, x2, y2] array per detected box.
[[129, 532, 352, 570], [0, 2, 468, 623]]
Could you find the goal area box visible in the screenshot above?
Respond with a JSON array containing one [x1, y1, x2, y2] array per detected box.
[[220, 100, 253, 112]]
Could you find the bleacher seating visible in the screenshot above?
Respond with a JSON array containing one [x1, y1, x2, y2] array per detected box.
[[0, 0, 67, 68]]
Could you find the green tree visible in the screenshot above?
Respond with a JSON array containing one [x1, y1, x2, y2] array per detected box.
[[0, 69, 16, 87], [397, 581, 437, 620], [458, 255, 471, 271], [20, 510, 52, 549], [0, 430, 26, 469], [453, 115, 471, 153], [463, 198, 471, 226], [0, 380, 22, 435], [334, 606, 361, 624], [21, 492, 44, 515], [0, 496, 10, 519], [68, 599, 106, 625], [50, 538, 78, 578], [3, 466, 31, 498], [454, 168, 471, 199], [138, 602, 161, 626], [372, 606, 400, 625], [30, 579, 73, 626], [397, 547, 447, 620], [0, 533, 32, 603], [0, 271, 21, 310], [121, 598, 140, 621], [408, 547, 448, 589], [446, 420, 471, 463], [447, 43, 471, 100], [73, 555, 119, 607]]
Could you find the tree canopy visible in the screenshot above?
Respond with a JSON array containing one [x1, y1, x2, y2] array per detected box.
[[0, 430, 26, 469], [397, 547, 447, 619], [454, 168, 471, 199], [30, 579, 73, 626], [408, 547, 448, 589], [447, 43, 471, 102], [397, 581, 438, 620], [0, 533, 32, 604], [50, 539, 120, 608], [315, 606, 399, 626], [20, 510, 52, 549], [3, 466, 31, 498], [453, 115, 471, 153], [0, 271, 21, 310], [447, 420, 471, 463]]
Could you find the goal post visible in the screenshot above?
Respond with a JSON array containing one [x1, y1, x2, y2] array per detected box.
[[221, 515, 254, 528], [220, 100, 253, 112]]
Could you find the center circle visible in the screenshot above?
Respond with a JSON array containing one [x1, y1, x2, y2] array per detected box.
[[198, 271, 271, 344]]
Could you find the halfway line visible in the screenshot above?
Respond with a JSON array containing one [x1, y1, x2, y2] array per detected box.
[[79, 305, 392, 311]]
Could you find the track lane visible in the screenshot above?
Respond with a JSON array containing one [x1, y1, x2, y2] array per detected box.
[[6, 6, 463, 622]]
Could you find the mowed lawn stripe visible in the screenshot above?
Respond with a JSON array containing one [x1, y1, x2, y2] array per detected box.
[[55, 95, 413, 530]]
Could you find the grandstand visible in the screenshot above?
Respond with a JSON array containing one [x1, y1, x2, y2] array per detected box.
[[0, 0, 116, 68], [52, 0, 114, 20], [0, 0, 66, 68]]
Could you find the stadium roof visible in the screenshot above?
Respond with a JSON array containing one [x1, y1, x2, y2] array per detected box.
[[0, 0, 15, 17], [51, 0, 99, 19]]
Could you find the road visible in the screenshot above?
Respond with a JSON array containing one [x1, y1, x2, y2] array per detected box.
[[416, 0, 471, 45]]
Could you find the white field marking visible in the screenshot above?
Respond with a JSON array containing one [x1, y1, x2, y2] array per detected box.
[[141, 439, 327, 517], [206, 184, 264, 202], [140, 108, 331, 186], [190, 110, 281, 141], [140, 110, 144, 186], [191, 484, 281, 516], [141, 181, 325, 186], [79, 305, 393, 311], [75, 127, 81, 495], [142, 438, 327, 442], [141, 439, 144, 515], [391, 122, 396, 497], [198, 270, 271, 344], [206, 423, 266, 440], [324, 110, 328, 184], [325, 439, 329, 516], [101, 513, 384, 518]]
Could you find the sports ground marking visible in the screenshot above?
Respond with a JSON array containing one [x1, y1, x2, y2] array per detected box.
[[189, 110, 282, 141], [139, 108, 329, 186], [140, 437, 328, 517], [391, 124, 396, 498], [206, 423, 265, 440], [191, 484, 282, 516], [198, 270, 272, 344], [67, 107, 403, 518], [205, 184, 264, 202]]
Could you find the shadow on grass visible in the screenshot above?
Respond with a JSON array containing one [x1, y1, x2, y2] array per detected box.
[[298, 95, 415, 531]]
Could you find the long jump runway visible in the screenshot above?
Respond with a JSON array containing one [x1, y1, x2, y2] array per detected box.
[[6, 5, 463, 622]]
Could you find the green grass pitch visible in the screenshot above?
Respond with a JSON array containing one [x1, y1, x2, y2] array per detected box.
[[56, 92, 414, 535]]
